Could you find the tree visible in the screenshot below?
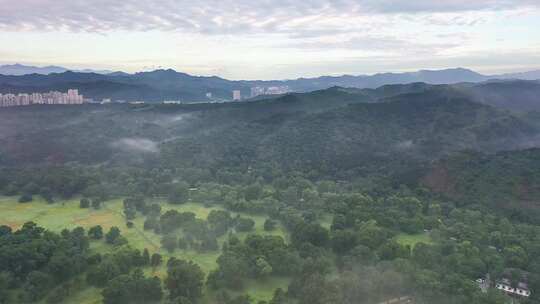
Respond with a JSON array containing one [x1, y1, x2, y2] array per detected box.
[[228, 295, 253, 304], [160, 210, 196, 234], [144, 217, 159, 231], [264, 219, 277, 231], [200, 236, 219, 252], [244, 183, 263, 201], [270, 288, 289, 304], [101, 270, 163, 304], [291, 223, 329, 248], [80, 198, 90, 208], [46, 284, 70, 304], [161, 234, 178, 253], [151, 253, 163, 268], [255, 257, 273, 278], [178, 237, 189, 250], [124, 208, 136, 220], [503, 245, 528, 269], [148, 203, 162, 217], [18, 193, 33, 203], [22, 271, 53, 301], [0, 272, 12, 304], [165, 258, 205, 302], [41, 189, 54, 204], [377, 240, 410, 261], [142, 249, 150, 265], [208, 210, 233, 236], [88, 225, 104, 239], [341, 245, 378, 267], [207, 251, 250, 290], [296, 274, 341, 304], [106, 227, 121, 244], [236, 218, 255, 232], [92, 198, 102, 210], [0, 226, 12, 237], [168, 182, 189, 204], [331, 230, 358, 254]]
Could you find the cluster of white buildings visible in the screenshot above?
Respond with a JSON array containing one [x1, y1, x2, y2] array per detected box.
[[0, 89, 85, 107], [230, 86, 292, 101], [496, 278, 531, 298], [477, 275, 531, 299], [250, 86, 291, 98]]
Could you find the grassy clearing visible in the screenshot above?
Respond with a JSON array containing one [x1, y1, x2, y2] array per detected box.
[[395, 232, 433, 248], [0, 196, 290, 304]]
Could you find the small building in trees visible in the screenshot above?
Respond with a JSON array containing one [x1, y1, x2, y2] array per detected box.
[[495, 278, 531, 298]]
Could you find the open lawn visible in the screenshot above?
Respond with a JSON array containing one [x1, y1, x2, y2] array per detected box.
[[0, 196, 290, 304], [395, 232, 433, 249]]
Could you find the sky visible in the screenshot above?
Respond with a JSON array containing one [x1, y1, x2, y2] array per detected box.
[[0, 0, 539, 80]]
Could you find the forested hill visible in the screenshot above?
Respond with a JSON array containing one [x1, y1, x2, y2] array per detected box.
[[256, 80, 540, 113], [0, 83, 538, 171], [1, 83, 540, 213], [193, 89, 536, 176]]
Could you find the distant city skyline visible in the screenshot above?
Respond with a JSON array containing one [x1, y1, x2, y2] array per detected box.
[[0, 89, 85, 107], [0, 0, 539, 80]]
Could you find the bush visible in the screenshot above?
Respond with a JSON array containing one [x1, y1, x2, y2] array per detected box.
[[88, 225, 104, 239], [18, 194, 33, 203], [92, 199, 102, 210], [80, 198, 90, 208]]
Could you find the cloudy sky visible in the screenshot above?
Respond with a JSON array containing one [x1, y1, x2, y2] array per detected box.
[[0, 0, 539, 79]]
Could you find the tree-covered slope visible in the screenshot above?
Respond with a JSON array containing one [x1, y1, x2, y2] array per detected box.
[[423, 149, 540, 222], [160, 89, 538, 178], [1, 86, 537, 171]]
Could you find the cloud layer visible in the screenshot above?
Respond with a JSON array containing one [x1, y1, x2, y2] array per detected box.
[[0, 0, 538, 34], [0, 0, 539, 78]]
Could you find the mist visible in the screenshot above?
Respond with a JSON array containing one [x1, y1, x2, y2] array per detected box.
[[110, 138, 160, 154]]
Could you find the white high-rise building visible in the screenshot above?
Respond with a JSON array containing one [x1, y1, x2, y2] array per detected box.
[[233, 90, 242, 101]]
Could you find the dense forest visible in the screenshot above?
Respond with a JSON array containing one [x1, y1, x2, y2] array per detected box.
[[1, 81, 540, 303]]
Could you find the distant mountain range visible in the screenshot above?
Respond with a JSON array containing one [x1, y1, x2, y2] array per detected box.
[[0, 65, 539, 102], [0, 64, 113, 76]]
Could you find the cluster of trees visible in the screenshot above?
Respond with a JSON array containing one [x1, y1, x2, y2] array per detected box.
[[0, 166, 96, 203], [80, 197, 103, 209], [0, 223, 90, 303], [208, 234, 302, 290], [0, 222, 217, 304], [142, 207, 258, 254], [197, 183, 540, 304]]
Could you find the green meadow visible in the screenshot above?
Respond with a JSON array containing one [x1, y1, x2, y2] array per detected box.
[[0, 196, 290, 304], [395, 232, 433, 249]]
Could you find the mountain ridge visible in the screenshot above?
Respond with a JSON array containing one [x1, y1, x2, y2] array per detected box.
[[1, 66, 539, 103], [0, 63, 114, 76]]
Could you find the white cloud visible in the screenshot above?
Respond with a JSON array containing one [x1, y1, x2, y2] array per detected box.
[[0, 0, 538, 34], [0, 0, 538, 78]]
